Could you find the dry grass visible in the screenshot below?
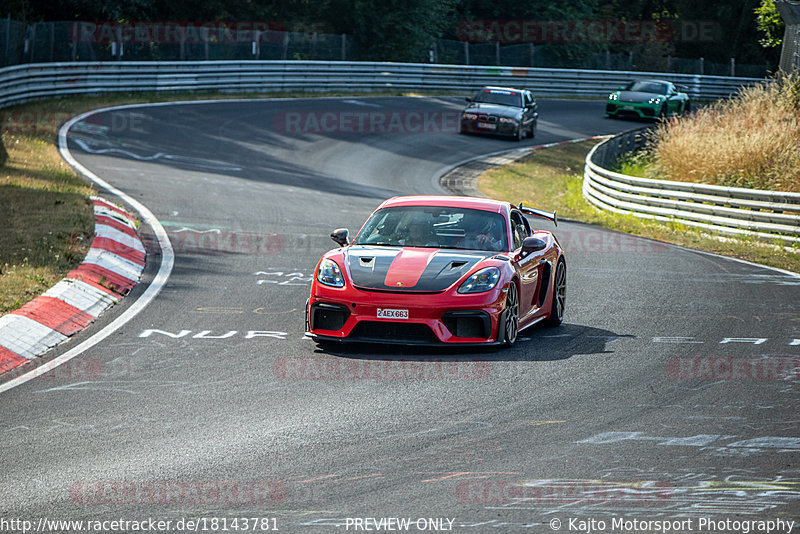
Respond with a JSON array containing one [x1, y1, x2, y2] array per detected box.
[[645, 72, 800, 192]]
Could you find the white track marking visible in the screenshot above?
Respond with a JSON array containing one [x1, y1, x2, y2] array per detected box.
[[342, 99, 382, 108], [73, 138, 243, 172]]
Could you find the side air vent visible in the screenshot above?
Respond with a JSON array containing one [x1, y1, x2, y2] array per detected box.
[[537, 262, 551, 307], [310, 302, 350, 331], [442, 311, 491, 339]]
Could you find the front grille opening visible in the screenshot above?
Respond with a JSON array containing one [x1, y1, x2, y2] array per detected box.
[[442, 311, 491, 339], [350, 321, 438, 344], [311, 303, 350, 331]]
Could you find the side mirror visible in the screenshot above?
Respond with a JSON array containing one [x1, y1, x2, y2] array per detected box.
[[465, 97, 473, 103], [331, 228, 349, 247], [521, 236, 547, 254]]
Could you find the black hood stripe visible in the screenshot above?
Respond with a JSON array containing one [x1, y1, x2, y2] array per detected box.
[[346, 246, 490, 292]]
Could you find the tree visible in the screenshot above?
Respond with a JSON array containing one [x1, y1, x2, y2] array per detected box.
[[328, 0, 459, 61], [755, 0, 785, 47]]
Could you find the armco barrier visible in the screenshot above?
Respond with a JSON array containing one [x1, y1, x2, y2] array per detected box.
[[0, 60, 767, 109], [583, 128, 800, 242]]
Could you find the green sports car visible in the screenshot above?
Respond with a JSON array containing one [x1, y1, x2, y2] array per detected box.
[[606, 79, 690, 120]]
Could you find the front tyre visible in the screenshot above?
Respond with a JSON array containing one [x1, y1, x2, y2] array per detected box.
[[545, 258, 566, 327], [501, 282, 519, 347]]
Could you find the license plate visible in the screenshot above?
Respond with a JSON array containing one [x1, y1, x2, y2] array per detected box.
[[476, 122, 496, 130], [377, 308, 409, 319], [623, 106, 635, 110]]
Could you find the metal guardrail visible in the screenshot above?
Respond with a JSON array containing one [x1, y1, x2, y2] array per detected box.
[[0, 60, 768, 109], [583, 128, 800, 242]]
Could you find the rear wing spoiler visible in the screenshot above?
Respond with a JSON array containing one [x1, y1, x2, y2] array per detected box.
[[517, 202, 557, 227]]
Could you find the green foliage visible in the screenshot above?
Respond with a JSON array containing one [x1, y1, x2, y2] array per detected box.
[[755, 0, 785, 48], [3, 0, 782, 67], [334, 0, 460, 61], [613, 150, 655, 178]]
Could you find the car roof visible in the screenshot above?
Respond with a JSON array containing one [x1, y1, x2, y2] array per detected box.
[[632, 79, 672, 86], [482, 86, 525, 93], [379, 195, 508, 214]]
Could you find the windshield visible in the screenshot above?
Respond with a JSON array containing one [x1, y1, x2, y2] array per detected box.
[[625, 81, 669, 94], [354, 206, 508, 252], [473, 88, 522, 107]]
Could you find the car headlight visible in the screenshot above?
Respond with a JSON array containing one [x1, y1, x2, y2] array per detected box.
[[498, 117, 518, 124], [648, 97, 663, 104], [609, 92, 619, 101], [317, 259, 345, 288], [458, 267, 501, 294], [462, 113, 478, 120]]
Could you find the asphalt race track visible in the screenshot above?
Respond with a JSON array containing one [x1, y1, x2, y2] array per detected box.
[[1, 96, 799, 533]]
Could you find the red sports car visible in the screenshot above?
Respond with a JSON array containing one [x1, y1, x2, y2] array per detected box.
[[305, 196, 565, 347]]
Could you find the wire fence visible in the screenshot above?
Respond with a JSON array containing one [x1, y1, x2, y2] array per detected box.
[[0, 20, 358, 63], [434, 39, 771, 77], [0, 18, 771, 78]]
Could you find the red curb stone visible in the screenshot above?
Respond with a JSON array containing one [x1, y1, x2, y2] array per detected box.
[[91, 199, 132, 219], [67, 263, 136, 295], [91, 236, 146, 266], [63, 275, 117, 297], [95, 214, 138, 237], [0, 347, 27, 373], [11, 296, 95, 336]]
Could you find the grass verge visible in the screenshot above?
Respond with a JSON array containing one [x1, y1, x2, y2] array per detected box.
[[478, 140, 800, 273], [0, 88, 463, 315], [1, 125, 95, 313]]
